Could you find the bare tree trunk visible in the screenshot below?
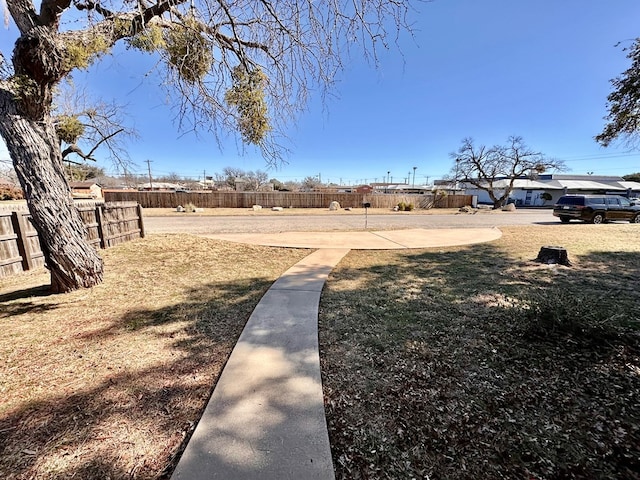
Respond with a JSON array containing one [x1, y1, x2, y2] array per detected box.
[[0, 92, 104, 292]]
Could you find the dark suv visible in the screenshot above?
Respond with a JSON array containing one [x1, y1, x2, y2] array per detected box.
[[553, 195, 640, 224]]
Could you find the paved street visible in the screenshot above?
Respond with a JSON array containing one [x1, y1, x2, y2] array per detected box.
[[144, 209, 556, 234]]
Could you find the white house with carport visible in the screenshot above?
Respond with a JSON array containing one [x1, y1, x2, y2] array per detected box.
[[460, 174, 640, 206]]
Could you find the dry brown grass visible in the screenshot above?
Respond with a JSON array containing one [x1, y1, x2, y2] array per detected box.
[[0, 235, 309, 479], [320, 224, 640, 479], [4, 223, 639, 479]]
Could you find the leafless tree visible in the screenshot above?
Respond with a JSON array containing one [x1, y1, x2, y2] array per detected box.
[[301, 175, 322, 191], [452, 136, 566, 208], [244, 169, 269, 191]]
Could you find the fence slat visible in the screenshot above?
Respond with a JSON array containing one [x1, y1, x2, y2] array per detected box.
[[1, 201, 145, 278], [11, 211, 35, 271], [95, 206, 106, 249], [137, 204, 146, 238], [0, 255, 23, 267]]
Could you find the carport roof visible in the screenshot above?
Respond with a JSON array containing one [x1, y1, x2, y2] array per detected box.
[[552, 179, 625, 190], [491, 179, 640, 191]]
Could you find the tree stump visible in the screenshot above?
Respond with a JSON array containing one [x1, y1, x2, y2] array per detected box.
[[536, 246, 571, 266]]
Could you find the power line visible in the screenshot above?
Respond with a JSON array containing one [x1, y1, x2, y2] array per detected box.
[[558, 152, 638, 162]]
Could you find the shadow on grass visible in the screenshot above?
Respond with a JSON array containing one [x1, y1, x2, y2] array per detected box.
[[0, 276, 274, 480], [320, 243, 640, 480], [0, 285, 57, 318]]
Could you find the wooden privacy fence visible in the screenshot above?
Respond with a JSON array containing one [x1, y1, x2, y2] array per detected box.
[[0, 207, 45, 277], [0, 202, 145, 278], [104, 191, 475, 210]]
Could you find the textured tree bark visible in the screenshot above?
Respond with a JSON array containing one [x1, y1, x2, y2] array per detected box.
[[0, 17, 105, 293], [0, 91, 104, 292]]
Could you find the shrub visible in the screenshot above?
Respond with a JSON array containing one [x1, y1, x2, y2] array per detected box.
[[406, 203, 414, 211], [184, 203, 197, 213], [165, 17, 213, 83], [540, 192, 553, 201], [397, 202, 406, 211], [55, 115, 85, 144], [0, 185, 24, 200], [433, 189, 448, 207]]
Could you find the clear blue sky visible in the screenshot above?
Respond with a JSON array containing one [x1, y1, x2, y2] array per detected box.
[[1, 0, 640, 185]]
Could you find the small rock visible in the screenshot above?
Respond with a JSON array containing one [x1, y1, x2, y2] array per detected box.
[[502, 203, 516, 212], [252, 205, 262, 211], [272, 206, 284, 211], [329, 201, 340, 211], [176, 205, 185, 212]]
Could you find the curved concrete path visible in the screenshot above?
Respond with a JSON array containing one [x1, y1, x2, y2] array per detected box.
[[172, 228, 502, 479], [172, 249, 349, 480], [203, 227, 502, 249]]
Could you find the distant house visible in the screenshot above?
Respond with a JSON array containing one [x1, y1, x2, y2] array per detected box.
[[355, 184, 374, 194], [234, 178, 248, 191], [69, 181, 102, 199], [459, 174, 640, 206]]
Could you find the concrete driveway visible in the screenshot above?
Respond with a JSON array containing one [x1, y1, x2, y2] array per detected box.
[[144, 209, 554, 235], [202, 228, 502, 249]]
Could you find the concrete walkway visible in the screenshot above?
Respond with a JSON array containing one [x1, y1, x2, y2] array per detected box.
[[171, 228, 502, 479], [203, 227, 502, 249], [172, 249, 350, 479]]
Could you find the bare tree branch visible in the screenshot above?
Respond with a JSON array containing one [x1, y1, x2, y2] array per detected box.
[[61, 127, 124, 160], [39, 0, 71, 27]]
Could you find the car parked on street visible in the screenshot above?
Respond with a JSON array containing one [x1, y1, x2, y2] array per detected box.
[[553, 194, 640, 224]]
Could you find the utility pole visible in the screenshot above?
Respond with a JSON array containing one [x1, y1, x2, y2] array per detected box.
[[413, 166, 417, 187], [145, 159, 153, 190], [122, 166, 129, 188]]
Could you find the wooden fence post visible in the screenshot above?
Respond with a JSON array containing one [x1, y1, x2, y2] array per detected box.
[[137, 204, 146, 238], [11, 211, 34, 271], [95, 205, 107, 249]]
